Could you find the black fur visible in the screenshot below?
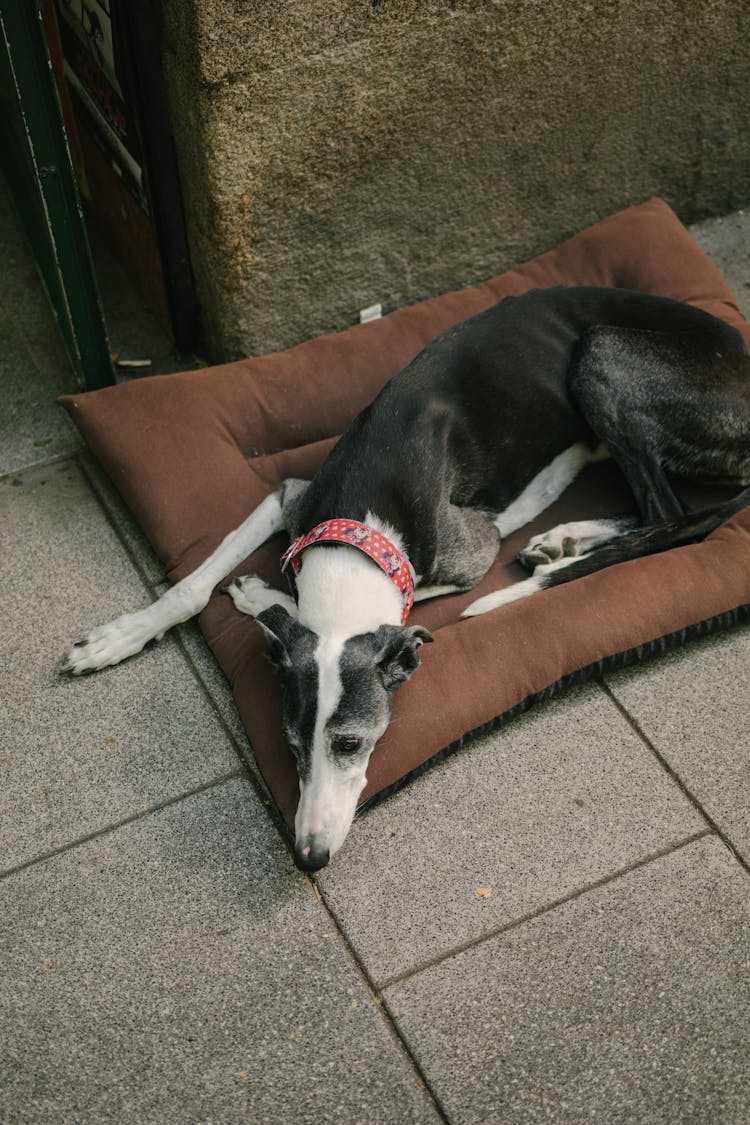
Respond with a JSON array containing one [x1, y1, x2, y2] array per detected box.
[[289, 287, 750, 590]]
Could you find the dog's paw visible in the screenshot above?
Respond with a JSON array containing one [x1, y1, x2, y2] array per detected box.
[[61, 611, 158, 675], [518, 528, 574, 571], [224, 575, 280, 618], [518, 517, 638, 571]]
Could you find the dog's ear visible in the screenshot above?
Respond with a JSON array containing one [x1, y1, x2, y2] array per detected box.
[[374, 625, 433, 690], [255, 604, 300, 670]]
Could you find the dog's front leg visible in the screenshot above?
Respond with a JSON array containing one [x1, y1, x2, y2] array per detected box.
[[63, 488, 288, 674]]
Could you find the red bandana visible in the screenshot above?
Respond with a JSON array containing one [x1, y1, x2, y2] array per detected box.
[[281, 519, 415, 623]]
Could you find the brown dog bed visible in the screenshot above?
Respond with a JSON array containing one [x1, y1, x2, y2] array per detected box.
[[60, 199, 750, 827]]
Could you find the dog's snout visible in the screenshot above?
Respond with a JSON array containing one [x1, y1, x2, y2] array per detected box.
[[294, 840, 330, 872]]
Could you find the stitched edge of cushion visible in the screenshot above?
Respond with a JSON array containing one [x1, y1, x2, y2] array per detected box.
[[355, 601, 750, 816]]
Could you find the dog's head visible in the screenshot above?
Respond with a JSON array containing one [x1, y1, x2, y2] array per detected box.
[[256, 604, 432, 871]]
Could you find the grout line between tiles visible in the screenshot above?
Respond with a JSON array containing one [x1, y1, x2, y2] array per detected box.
[[0, 449, 82, 484], [308, 876, 452, 1122], [0, 770, 244, 882], [376, 829, 712, 992], [597, 677, 750, 875]]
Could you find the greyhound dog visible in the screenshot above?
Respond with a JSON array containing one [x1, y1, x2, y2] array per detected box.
[[63, 286, 750, 870]]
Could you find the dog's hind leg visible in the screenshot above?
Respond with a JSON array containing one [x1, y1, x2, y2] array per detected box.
[[567, 323, 750, 522], [518, 515, 638, 570], [493, 442, 610, 538], [463, 485, 750, 617], [63, 481, 306, 674]]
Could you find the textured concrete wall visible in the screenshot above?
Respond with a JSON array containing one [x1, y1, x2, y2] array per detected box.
[[160, 1, 750, 360]]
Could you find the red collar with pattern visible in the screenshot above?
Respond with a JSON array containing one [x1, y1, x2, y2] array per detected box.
[[280, 519, 415, 623]]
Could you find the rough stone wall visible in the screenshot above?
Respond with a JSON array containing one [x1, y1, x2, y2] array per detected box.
[[160, 1, 750, 360]]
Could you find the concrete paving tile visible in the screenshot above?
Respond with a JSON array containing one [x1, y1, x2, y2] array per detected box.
[[384, 836, 750, 1125], [317, 684, 704, 985], [604, 623, 750, 865], [0, 778, 438, 1124], [0, 461, 242, 871]]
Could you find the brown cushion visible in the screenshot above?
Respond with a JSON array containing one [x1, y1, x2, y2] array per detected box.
[[59, 198, 750, 827]]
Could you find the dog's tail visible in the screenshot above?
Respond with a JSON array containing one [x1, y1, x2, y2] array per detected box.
[[542, 485, 750, 591]]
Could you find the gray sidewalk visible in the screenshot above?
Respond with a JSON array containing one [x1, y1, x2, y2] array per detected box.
[[1, 178, 748, 1123]]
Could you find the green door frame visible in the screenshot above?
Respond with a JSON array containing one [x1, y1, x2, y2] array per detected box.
[[0, 0, 113, 391]]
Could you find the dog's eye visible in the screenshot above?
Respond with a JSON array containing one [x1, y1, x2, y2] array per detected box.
[[332, 735, 362, 755]]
